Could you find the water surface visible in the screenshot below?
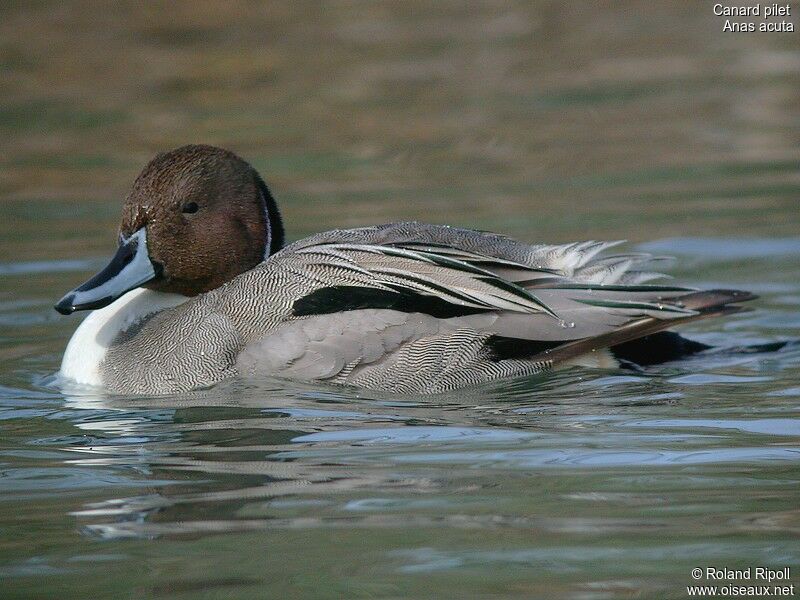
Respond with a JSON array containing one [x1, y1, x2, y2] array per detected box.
[[1, 2, 799, 598]]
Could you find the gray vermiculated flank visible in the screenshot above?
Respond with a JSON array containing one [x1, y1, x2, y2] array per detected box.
[[101, 222, 706, 394]]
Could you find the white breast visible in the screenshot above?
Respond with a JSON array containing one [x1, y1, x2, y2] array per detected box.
[[59, 288, 189, 387]]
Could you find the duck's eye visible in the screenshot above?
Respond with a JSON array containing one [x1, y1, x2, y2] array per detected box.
[[182, 202, 199, 214]]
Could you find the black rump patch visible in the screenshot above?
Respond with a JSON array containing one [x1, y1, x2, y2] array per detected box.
[[482, 335, 563, 361], [610, 331, 711, 366], [292, 285, 489, 319]]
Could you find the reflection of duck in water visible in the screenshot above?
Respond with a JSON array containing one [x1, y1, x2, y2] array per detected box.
[[54, 145, 755, 395]]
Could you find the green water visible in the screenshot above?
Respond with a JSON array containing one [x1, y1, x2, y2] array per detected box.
[[1, 2, 799, 598]]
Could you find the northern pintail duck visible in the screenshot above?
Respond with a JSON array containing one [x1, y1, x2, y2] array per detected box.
[[55, 145, 754, 395]]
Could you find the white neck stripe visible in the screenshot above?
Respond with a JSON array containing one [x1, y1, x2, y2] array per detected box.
[[258, 185, 272, 260]]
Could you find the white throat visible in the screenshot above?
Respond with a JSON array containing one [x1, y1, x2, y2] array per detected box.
[[59, 288, 189, 387]]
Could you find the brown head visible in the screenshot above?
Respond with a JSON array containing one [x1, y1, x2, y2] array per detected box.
[[55, 145, 284, 314]]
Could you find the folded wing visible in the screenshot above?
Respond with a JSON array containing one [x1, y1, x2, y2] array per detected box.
[[235, 228, 754, 392]]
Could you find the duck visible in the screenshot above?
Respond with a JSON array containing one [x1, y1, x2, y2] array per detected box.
[[54, 144, 755, 395]]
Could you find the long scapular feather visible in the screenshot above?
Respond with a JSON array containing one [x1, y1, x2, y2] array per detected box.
[[390, 242, 561, 273], [313, 243, 560, 318], [572, 297, 697, 315]]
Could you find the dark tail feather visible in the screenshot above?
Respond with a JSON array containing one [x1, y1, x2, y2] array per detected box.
[[723, 340, 789, 354], [533, 289, 756, 367], [611, 331, 711, 366], [612, 334, 790, 367]]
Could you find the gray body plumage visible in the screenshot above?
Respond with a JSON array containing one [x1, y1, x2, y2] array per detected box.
[[98, 222, 715, 395]]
